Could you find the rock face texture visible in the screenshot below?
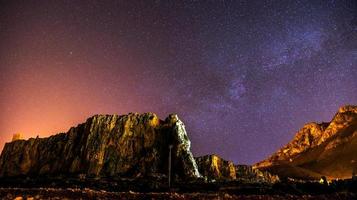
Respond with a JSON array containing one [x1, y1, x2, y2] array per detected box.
[[235, 165, 279, 183], [255, 105, 357, 180], [195, 155, 236, 180], [195, 155, 278, 183], [0, 113, 200, 179]]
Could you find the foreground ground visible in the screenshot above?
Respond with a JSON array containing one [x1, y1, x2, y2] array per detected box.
[[1, 188, 357, 200], [0, 176, 356, 199]]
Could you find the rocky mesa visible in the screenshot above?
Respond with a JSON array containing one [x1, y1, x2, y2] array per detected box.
[[255, 105, 357, 180], [0, 113, 200, 179]]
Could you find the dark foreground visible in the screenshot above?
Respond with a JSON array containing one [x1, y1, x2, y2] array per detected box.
[[1, 188, 357, 200], [0, 176, 356, 199]]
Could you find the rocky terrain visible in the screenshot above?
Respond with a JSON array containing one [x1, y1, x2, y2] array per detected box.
[[0, 113, 200, 179], [0, 112, 279, 185], [1, 109, 357, 199], [195, 154, 237, 180], [255, 105, 357, 180], [235, 165, 279, 183], [0, 112, 284, 199], [195, 155, 279, 183]]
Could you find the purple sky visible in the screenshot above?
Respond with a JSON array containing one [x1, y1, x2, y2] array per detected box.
[[0, 0, 356, 164]]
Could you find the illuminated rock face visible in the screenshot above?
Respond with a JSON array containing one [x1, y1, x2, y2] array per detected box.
[[235, 165, 279, 183], [0, 113, 200, 179], [195, 155, 236, 180], [255, 105, 357, 179], [195, 155, 278, 183], [256, 122, 329, 167]]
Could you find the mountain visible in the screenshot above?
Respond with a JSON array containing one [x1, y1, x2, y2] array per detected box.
[[254, 105, 357, 180], [0, 113, 200, 179]]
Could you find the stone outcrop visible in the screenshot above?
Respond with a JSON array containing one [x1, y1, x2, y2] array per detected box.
[[255, 105, 357, 180], [195, 155, 236, 180], [195, 155, 278, 183], [0, 113, 200, 179], [236, 165, 279, 183]]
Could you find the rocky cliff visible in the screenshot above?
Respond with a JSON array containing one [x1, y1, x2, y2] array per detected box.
[[255, 105, 357, 180], [195, 155, 278, 183], [195, 155, 236, 180], [235, 165, 279, 183], [0, 113, 200, 179]]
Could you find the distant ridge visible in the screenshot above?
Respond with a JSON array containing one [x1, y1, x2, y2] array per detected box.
[[255, 105, 357, 180]]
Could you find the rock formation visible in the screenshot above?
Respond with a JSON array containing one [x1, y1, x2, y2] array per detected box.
[[195, 155, 236, 180], [195, 155, 278, 183], [235, 165, 279, 183], [0, 113, 200, 179], [255, 105, 357, 180]]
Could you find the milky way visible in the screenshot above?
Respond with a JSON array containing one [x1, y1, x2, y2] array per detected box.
[[0, 0, 356, 164]]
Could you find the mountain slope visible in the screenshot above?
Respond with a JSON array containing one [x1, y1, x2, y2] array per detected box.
[[255, 105, 357, 180]]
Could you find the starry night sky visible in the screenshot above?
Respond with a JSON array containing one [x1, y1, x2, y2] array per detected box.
[[0, 0, 356, 164]]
